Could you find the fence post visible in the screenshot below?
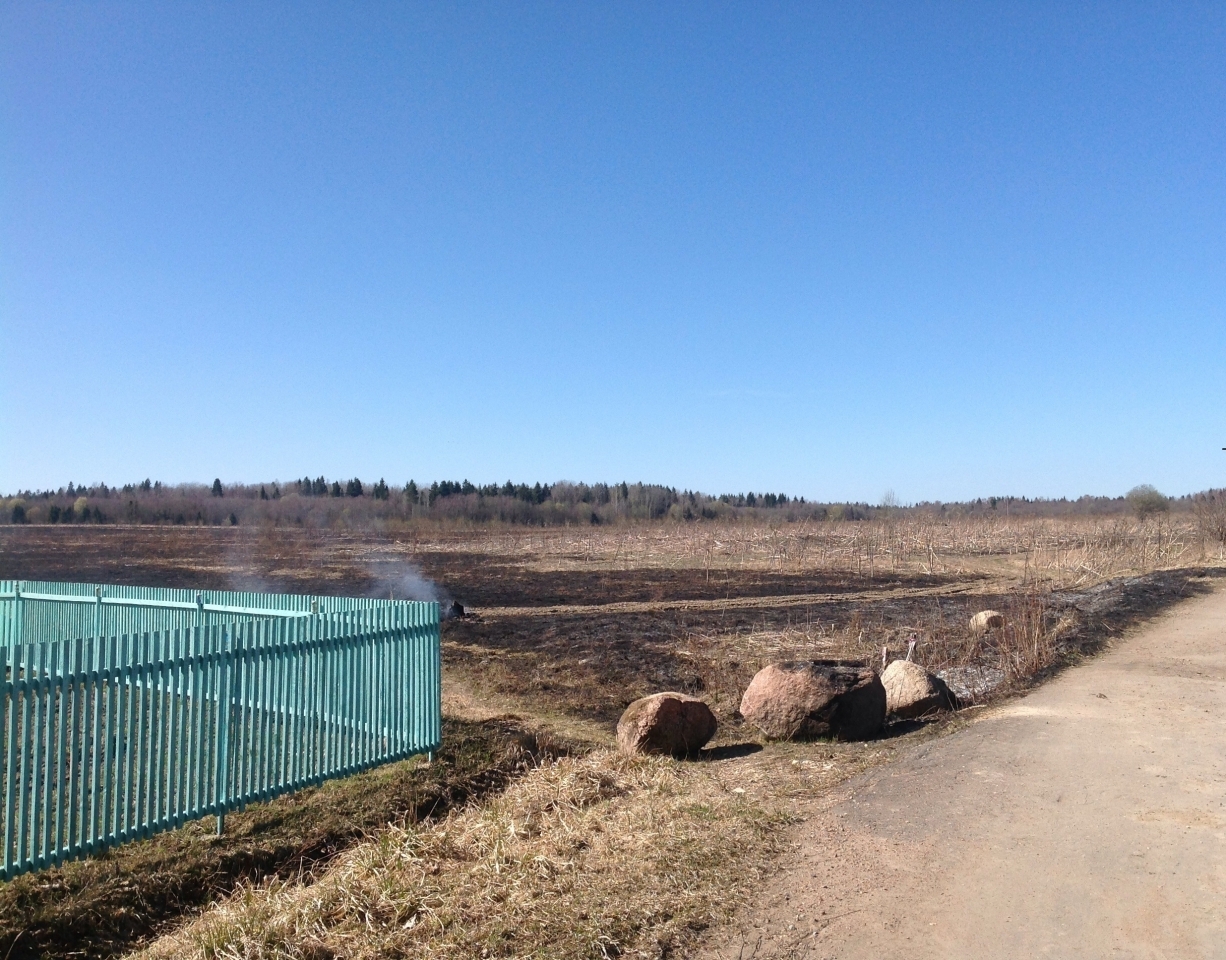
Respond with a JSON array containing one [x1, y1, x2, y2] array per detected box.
[[214, 626, 234, 836]]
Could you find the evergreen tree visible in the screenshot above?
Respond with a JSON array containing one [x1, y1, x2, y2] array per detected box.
[[331, 481, 343, 497], [211, 479, 223, 497]]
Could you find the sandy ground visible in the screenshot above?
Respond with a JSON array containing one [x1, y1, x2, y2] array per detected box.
[[702, 583, 1226, 959]]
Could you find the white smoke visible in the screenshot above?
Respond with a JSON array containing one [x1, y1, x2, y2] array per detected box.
[[367, 559, 452, 605]]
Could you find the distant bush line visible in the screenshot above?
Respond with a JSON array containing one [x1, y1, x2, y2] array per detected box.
[[1, 479, 1220, 529]]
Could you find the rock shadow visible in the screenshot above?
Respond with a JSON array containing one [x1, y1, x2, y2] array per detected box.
[[697, 743, 764, 761]]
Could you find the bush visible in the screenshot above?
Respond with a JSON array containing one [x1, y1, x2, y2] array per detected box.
[[1193, 491, 1226, 545], [1126, 485, 1169, 520]]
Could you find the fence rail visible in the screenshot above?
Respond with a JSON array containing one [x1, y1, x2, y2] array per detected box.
[[0, 581, 441, 879]]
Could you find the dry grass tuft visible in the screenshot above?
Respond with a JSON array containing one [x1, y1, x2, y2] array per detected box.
[[139, 752, 792, 960]]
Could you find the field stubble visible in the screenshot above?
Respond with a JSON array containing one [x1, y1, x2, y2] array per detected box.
[[0, 514, 1220, 959]]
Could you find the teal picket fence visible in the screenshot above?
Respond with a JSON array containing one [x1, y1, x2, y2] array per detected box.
[[0, 581, 441, 880]]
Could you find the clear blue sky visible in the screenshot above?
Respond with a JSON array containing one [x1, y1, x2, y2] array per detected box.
[[3, 2, 1224, 503]]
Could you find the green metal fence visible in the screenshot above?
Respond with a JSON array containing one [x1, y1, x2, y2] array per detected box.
[[0, 580, 441, 880]]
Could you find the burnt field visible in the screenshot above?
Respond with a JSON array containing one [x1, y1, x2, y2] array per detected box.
[[0, 524, 958, 604], [0, 522, 1216, 727], [0, 520, 1219, 959]]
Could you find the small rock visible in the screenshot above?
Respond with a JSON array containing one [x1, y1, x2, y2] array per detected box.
[[970, 610, 1005, 634], [882, 660, 959, 719], [739, 661, 886, 741], [939, 664, 1005, 702], [616, 692, 717, 757]]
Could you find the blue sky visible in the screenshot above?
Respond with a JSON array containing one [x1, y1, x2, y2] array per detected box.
[[3, 2, 1224, 502]]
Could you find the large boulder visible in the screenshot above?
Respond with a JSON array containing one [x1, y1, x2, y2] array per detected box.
[[617, 692, 718, 757], [970, 610, 1006, 634], [740, 661, 886, 741], [882, 660, 959, 719]]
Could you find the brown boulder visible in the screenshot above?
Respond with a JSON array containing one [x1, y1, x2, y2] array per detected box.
[[882, 660, 959, 719], [739, 661, 886, 741], [970, 610, 1006, 634], [616, 692, 717, 757]]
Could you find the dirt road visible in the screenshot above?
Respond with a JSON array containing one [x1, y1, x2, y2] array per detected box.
[[704, 583, 1226, 959]]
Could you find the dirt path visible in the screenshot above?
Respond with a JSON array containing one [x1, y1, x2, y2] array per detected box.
[[702, 583, 1226, 959], [473, 578, 999, 619]]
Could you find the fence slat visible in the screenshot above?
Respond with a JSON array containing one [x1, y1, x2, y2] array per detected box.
[[2, 642, 14, 875]]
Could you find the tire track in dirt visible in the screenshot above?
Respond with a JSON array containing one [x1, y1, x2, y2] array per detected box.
[[471, 579, 1005, 620]]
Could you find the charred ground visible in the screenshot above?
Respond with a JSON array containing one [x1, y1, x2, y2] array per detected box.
[[0, 520, 1220, 959]]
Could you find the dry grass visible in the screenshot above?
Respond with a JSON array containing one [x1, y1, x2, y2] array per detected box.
[[390, 513, 1214, 589], [138, 751, 793, 960], [2, 519, 1217, 960], [0, 720, 576, 960]]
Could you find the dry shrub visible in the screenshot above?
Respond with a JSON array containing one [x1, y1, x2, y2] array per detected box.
[[993, 589, 1057, 684], [139, 752, 790, 960], [924, 588, 1056, 699], [1192, 491, 1226, 555]]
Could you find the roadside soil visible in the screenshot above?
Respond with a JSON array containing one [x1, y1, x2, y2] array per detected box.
[[699, 581, 1226, 959]]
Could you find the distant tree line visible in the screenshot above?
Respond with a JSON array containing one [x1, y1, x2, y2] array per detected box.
[[0, 477, 1216, 529]]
